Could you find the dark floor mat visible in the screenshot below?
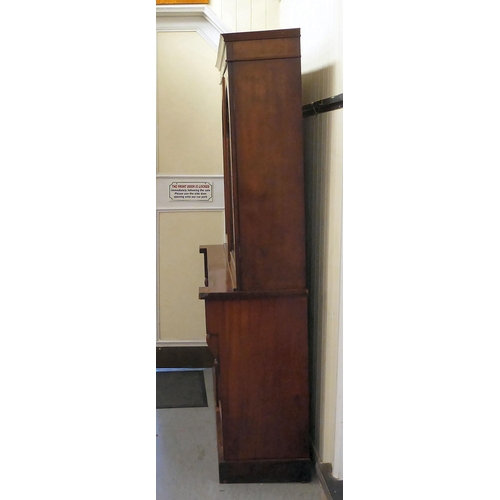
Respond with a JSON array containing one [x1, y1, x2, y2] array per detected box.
[[156, 370, 208, 409]]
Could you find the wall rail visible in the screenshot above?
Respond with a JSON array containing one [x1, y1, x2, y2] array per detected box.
[[302, 93, 343, 117]]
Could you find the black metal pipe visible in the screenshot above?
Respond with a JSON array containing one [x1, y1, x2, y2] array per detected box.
[[302, 93, 343, 117]]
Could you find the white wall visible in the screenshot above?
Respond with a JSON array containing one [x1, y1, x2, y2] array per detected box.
[[208, 0, 280, 31]]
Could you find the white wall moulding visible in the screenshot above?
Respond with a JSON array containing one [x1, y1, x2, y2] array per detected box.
[[156, 5, 230, 51], [156, 175, 224, 211]]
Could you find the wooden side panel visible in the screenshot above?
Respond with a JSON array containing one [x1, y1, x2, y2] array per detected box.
[[218, 295, 310, 461], [229, 57, 306, 291]]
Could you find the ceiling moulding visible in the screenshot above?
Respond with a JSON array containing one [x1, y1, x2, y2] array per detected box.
[[156, 5, 230, 51]]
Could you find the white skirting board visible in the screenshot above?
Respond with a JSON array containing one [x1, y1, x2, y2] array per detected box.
[[156, 341, 208, 348]]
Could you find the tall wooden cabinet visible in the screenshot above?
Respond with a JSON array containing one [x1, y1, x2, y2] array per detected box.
[[199, 29, 311, 483]]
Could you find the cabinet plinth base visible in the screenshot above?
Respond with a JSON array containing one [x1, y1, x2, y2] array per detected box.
[[215, 405, 312, 483], [218, 458, 312, 484]]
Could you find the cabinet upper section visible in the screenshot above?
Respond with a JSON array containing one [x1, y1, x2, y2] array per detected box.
[[215, 29, 306, 292]]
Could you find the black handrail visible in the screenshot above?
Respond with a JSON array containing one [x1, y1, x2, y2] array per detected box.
[[302, 93, 343, 117]]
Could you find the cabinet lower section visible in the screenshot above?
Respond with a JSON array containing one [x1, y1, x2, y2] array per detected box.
[[200, 245, 311, 482]]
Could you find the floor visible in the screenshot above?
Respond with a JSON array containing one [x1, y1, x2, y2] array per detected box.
[[156, 368, 328, 500]]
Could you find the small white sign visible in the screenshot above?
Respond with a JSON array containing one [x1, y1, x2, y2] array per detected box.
[[169, 182, 213, 202], [157, 175, 223, 212]]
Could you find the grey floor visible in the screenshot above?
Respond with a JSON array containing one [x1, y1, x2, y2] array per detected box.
[[156, 368, 327, 500]]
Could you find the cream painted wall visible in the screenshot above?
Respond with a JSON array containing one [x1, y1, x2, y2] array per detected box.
[[157, 29, 224, 344], [280, 0, 343, 479], [158, 211, 224, 343], [157, 32, 222, 176]]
